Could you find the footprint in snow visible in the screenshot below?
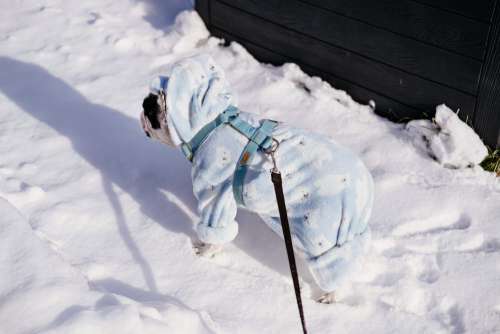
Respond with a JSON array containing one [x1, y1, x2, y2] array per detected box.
[[480, 238, 500, 253], [0, 175, 45, 207], [434, 298, 466, 334], [417, 267, 440, 284], [87, 12, 101, 25], [412, 255, 441, 284]]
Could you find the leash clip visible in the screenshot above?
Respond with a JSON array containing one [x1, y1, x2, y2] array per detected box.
[[264, 138, 280, 173]]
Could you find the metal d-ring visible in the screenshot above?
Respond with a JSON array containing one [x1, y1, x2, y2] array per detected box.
[[265, 138, 280, 172], [264, 137, 280, 155]]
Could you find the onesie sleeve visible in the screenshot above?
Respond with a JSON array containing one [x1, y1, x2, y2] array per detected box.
[[192, 173, 239, 245]]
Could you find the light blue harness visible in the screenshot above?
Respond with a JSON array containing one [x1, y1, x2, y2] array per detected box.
[[180, 106, 278, 205]]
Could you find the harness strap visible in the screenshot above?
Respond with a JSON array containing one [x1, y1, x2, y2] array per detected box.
[[181, 106, 239, 161], [233, 119, 277, 205], [180, 106, 278, 206]]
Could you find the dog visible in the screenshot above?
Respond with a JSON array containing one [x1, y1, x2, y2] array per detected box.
[[140, 54, 374, 303]]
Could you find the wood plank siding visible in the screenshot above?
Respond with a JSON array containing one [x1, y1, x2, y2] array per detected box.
[[195, 0, 500, 148]]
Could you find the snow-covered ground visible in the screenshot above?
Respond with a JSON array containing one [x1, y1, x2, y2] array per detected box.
[[1, 1, 499, 333]]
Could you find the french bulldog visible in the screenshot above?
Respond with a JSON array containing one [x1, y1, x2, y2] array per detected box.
[[140, 54, 374, 303]]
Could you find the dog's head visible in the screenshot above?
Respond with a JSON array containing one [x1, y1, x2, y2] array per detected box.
[[140, 54, 234, 150], [140, 92, 175, 147]]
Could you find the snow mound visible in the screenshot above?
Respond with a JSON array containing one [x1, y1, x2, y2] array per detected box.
[[168, 10, 210, 54], [406, 104, 488, 169]]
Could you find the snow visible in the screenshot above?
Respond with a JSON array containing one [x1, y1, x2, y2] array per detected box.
[[407, 104, 489, 169], [1, 1, 499, 333]]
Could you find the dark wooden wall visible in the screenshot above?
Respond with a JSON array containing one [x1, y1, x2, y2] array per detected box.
[[195, 0, 500, 148]]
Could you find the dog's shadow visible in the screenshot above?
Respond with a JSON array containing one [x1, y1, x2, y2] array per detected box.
[[0, 57, 313, 294]]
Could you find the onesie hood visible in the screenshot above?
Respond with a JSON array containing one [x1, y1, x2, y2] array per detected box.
[[150, 54, 234, 146]]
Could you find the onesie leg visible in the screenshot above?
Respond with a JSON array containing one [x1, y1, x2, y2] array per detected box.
[[307, 228, 371, 293]]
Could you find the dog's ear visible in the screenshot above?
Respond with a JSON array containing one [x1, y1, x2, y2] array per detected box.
[[142, 93, 161, 129]]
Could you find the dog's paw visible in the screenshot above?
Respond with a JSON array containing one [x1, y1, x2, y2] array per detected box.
[[193, 241, 223, 259], [317, 291, 336, 304]]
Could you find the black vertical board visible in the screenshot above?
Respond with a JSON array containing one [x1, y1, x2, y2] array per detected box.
[[195, 0, 210, 26], [221, 0, 482, 95], [413, 0, 495, 22], [475, 2, 500, 148], [212, 27, 425, 121], [301, 0, 489, 60], [210, 0, 476, 120]]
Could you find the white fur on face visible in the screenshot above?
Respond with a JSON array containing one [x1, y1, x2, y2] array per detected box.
[[140, 106, 175, 147]]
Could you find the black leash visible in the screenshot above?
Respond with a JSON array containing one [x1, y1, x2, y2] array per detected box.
[[268, 143, 308, 334]]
